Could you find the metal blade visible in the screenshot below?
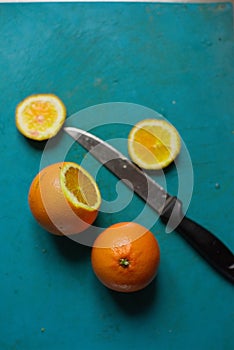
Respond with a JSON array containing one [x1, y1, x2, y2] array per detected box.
[[64, 126, 170, 215]]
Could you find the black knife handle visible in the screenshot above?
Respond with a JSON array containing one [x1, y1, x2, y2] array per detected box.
[[161, 197, 234, 284]]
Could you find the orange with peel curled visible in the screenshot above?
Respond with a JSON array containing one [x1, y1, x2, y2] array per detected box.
[[28, 162, 101, 235], [16, 94, 66, 140]]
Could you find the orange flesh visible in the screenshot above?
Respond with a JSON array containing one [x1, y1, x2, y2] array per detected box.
[[134, 127, 171, 163], [64, 167, 97, 207], [22, 100, 58, 131]]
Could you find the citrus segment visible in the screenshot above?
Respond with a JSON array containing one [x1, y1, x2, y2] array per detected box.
[[60, 163, 101, 210], [28, 162, 101, 235], [128, 119, 181, 170], [91, 222, 160, 293], [16, 94, 66, 140]]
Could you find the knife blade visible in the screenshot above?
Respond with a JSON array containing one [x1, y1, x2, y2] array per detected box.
[[64, 126, 234, 284]]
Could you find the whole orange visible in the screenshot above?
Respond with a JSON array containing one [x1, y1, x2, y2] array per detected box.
[[28, 162, 101, 235], [91, 222, 160, 292]]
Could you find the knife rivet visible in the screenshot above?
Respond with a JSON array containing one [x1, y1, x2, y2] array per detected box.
[[123, 164, 127, 169]]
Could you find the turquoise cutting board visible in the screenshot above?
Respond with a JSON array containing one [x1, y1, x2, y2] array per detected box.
[[0, 2, 233, 350]]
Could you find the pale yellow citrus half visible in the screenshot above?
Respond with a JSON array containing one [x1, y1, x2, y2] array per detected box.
[[128, 119, 181, 170], [16, 94, 66, 140]]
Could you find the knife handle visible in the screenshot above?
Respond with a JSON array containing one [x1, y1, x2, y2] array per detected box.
[[161, 197, 234, 284]]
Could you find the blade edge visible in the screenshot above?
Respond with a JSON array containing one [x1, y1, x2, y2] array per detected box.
[[64, 126, 169, 214]]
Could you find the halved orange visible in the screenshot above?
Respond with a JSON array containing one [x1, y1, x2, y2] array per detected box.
[[28, 162, 101, 235], [16, 94, 66, 140], [128, 119, 181, 170]]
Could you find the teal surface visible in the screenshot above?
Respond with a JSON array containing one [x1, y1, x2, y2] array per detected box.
[[1, 2, 234, 350]]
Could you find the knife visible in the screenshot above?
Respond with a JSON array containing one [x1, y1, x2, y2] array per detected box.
[[64, 126, 234, 284]]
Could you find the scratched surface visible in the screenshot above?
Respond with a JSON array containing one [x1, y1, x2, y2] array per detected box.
[[0, 2, 234, 350]]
